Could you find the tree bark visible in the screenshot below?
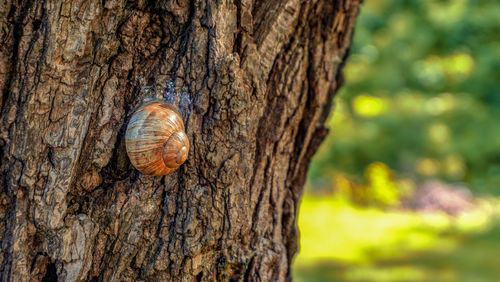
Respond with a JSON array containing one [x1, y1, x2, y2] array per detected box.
[[0, 0, 360, 281]]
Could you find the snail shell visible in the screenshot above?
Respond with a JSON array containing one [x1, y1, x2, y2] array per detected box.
[[125, 101, 189, 176]]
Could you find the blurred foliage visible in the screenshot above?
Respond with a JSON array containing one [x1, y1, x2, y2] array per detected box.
[[295, 0, 500, 280], [331, 162, 414, 207], [307, 0, 500, 195]]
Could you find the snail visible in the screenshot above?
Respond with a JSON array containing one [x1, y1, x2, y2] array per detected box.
[[125, 101, 189, 176]]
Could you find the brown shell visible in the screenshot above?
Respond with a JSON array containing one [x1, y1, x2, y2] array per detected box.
[[125, 101, 189, 176]]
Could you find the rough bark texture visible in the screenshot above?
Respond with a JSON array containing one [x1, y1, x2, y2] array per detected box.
[[0, 0, 360, 281]]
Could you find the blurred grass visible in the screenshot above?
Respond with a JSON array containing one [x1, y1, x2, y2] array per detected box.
[[293, 196, 500, 282]]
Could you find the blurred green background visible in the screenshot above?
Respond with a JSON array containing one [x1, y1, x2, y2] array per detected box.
[[293, 0, 500, 281]]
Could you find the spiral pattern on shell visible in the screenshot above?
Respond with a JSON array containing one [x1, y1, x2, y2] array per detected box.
[[125, 101, 189, 176]]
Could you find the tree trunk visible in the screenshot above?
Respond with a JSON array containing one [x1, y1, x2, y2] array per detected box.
[[0, 0, 360, 281]]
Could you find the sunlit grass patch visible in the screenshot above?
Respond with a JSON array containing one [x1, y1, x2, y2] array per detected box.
[[293, 196, 500, 281], [294, 195, 497, 265]]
